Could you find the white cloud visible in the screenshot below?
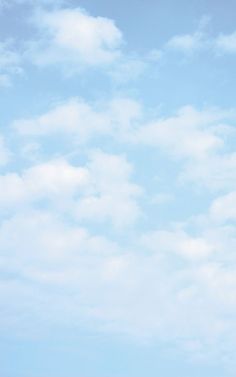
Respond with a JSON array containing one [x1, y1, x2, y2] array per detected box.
[[215, 31, 236, 53], [209, 191, 236, 223], [75, 150, 142, 228], [0, 210, 119, 269], [182, 152, 236, 191], [134, 105, 227, 160], [168, 29, 236, 56], [2, 2, 236, 371], [0, 150, 141, 228], [141, 229, 214, 261], [165, 17, 236, 57], [2, 206, 236, 363], [13, 96, 141, 142], [13, 98, 236, 192], [167, 31, 205, 52], [0, 158, 89, 209], [166, 17, 210, 53], [14, 98, 229, 164], [30, 7, 123, 67], [13, 98, 110, 140]]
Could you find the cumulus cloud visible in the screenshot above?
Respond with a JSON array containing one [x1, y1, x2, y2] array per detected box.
[[75, 150, 142, 228], [13, 96, 236, 192], [0, 158, 89, 211], [13, 97, 230, 162], [1, 126, 236, 363], [0, 151, 141, 228], [134, 105, 227, 160], [29, 7, 123, 68], [2, 1, 236, 373], [182, 151, 236, 191], [13, 98, 110, 140], [141, 229, 214, 261], [126, 104, 236, 192], [1, 204, 236, 363], [13, 96, 141, 142]]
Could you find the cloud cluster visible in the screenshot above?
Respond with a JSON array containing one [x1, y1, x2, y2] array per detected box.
[[2, 198, 236, 365], [12, 96, 236, 191], [3, 93, 236, 363], [1, 2, 236, 373]]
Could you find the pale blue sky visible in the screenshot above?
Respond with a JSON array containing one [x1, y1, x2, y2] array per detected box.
[[1, 1, 236, 376]]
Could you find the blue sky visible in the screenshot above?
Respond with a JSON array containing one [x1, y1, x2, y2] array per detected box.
[[1, 1, 236, 376]]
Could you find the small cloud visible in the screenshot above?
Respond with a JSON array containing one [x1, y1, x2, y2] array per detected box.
[[167, 31, 204, 51], [166, 16, 210, 53]]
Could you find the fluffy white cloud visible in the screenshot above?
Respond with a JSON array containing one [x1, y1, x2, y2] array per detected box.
[[2, 206, 236, 363], [14, 97, 229, 162], [75, 150, 142, 228], [13, 98, 110, 140], [2, 2, 236, 372], [209, 191, 236, 223], [30, 7, 123, 67], [141, 229, 214, 261], [13, 96, 141, 142], [13, 97, 236, 192], [0, 136, 236, 360], [0, 150, 141, 227], [182, 152, 236, 191], [134, 105, 228, 160], [0, 158, 89, 209]]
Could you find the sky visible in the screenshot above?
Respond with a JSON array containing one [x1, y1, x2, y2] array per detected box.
[[1, 1, 236, 376]]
